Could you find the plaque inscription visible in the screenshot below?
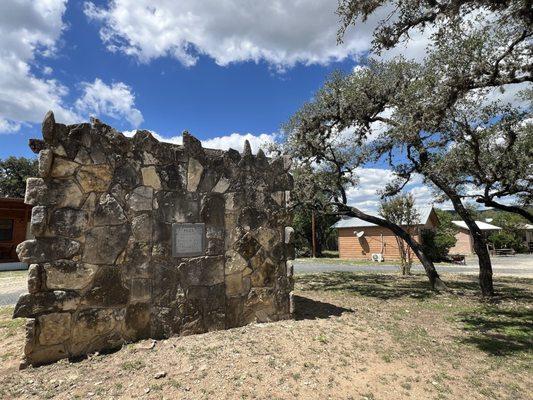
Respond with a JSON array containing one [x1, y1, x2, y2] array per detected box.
[[172, 223, 205, 257]]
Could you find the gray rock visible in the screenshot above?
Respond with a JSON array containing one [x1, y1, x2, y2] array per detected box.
[[13, 290, 79, 318], [17, 238, 81, 264], [42, 111, 55, 142], [38, 149, 53, 177], [83, 225, 130, 264], [44, 260, 98, 290], [178, 256, 224, 287], [187, 157, 203, 192], [49, 208, 88, 237], [82, 265, 129, 307], [94, 194, 127, 226], [132, 214, 152, 242], [30, 206, 47, 236], [127, 186, 153, 211], [27, 264, 43, 294]]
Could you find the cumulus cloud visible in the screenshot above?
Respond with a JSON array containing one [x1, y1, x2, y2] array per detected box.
[[0, 0, 79, 133], [83, 0, 400, 69], [123, 129, 276, 153], [75, 78, 144, 128], [346, 168, 436, 213]]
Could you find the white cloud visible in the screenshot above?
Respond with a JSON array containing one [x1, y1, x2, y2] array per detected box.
[[83, 0, 399, 69], [123, 129, 276, 153], [346, 167, 437, 213], [0, 0, 79, 133], [75, 78, 144, 128], [0, 118, 21, 134]]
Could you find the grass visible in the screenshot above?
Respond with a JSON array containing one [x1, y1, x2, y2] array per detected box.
[[0, 270, 27, 279]]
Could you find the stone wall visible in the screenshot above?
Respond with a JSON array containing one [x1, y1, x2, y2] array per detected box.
[[14, 112, 294, 367]]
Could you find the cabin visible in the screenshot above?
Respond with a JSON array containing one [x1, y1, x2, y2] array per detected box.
[[448, 220, 501, 255], [333, 206, 439, 261], [0, 198, 33, 264]]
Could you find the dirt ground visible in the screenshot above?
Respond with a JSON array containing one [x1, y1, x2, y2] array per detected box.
[[0, 272, 531, 400]]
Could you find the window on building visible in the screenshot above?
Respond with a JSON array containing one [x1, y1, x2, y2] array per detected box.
[[0, 219, 14, 241]]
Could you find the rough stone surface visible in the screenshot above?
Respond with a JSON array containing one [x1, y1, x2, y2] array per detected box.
[[17, 238, 80, 264], [30, 206, 47, 236], [38, 149, 53, 177], [44, 260, 98, 290], [38, 313, 71, 345], [15, 113, 293, 367], [50, 158, 78, 178]]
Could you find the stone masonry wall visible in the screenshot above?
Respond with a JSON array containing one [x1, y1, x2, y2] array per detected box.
[[14, 112, 294, 367]]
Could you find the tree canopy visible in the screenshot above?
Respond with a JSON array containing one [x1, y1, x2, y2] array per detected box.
[[0, 156, 38, 198]]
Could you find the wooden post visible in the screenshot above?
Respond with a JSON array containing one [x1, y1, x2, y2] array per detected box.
[[311, 210, 317, 258]]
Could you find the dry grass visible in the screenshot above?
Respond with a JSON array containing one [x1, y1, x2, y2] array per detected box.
[[0, 272, 531, 400]]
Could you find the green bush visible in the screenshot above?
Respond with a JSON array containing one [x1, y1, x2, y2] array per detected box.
[[421, 229, 457, 262], [489, 231, 526, 252]]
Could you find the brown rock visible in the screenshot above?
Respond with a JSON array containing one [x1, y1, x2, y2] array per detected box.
[[77, 164, 112, 192]]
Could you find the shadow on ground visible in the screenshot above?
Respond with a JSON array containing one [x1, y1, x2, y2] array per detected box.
[[293, 295, 353, 320], [458, 307, 533, 356], [295, 272, 436, 300], [295, 271, 533, 301]]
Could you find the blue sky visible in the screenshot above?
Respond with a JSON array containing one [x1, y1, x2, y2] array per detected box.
[[0, 0, 443, 211]]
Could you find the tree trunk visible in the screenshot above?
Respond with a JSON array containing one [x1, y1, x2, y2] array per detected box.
[[339, 204, 446, 290], [450, 197, 495, 296]]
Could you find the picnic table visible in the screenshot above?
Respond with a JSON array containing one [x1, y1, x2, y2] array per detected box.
[[495, 248, 515, 256], [449, 254, 466, 265]]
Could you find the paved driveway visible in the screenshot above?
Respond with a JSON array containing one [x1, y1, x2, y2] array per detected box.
[[294, 254, 533, 277], [0, 271, 27, 307]]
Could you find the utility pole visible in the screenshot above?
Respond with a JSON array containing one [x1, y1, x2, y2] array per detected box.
[[311, 210, 317, 258]]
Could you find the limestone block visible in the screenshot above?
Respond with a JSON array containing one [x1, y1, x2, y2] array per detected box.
[[38, 149, 53, 177], [24, 178, 47, 205], [74, 147, 93, 164], [50, 157, 79, 178], [225, 250, 248, 275], [44, 260, 98, 290], [187, 157, 203, 192], [225, 273, 251, 297], [27, 264, 43, 294], [49, 208, 88, 237], [17, 238, 80, 264], [130, 278, 151, 302], [127, 186, 153, 211], [142, 151, 157, 165], [25, 178, 84, 208], [13, 290, 80, 318], [26, 344, 68, 367], [94, 194, 127, 226], [53, 144, 67, 157], [233, 232, 261, 260], [38, 313, 71, 345], [178, 256, 224, 287], [70, 308, 124, 356], [77, 164, 112, 192], [124, 302, 151, 341], [132, 214, 152, 242], [83, 225, 130, 264], [42, 110, 55, 142], [141, 166, 162, 190], [250, 258, 276, 287], [30, 206, 47, 236], [81, 192, 96, 212], [82, 266, 129, 307], [255, 226, 280, 248], [271, 191, 284, 206], [212, 177, 230, 193]]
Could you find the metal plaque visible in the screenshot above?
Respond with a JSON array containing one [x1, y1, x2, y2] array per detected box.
[[172, 223, 205, 257]]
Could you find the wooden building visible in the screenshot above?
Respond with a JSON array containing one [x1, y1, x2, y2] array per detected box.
[[449, 220, 501, 255], [333, 206, 439, 261], [0, 198, 32, 262]]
